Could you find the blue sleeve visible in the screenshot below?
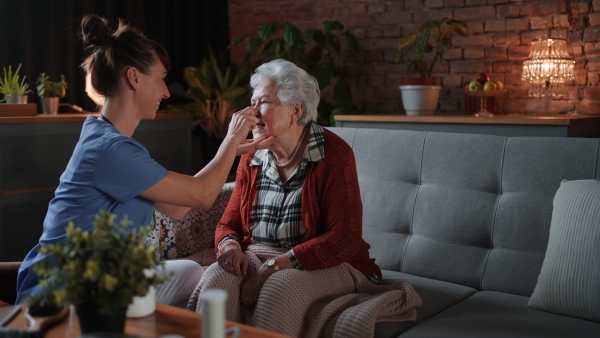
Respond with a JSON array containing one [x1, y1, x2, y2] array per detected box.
[[94, 138, 168, 203]]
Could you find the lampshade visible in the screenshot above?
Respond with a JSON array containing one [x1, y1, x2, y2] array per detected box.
[[521, 26, 575, 98]]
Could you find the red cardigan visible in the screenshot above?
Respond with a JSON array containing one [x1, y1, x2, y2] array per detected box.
[[215, 129, 382, 279]]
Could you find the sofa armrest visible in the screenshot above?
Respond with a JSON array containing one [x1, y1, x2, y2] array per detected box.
[[0, 262, 21, 305], [147, 182, 235, 264]]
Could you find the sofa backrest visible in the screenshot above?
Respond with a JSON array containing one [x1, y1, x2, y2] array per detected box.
[[329, 127, 600, 297]]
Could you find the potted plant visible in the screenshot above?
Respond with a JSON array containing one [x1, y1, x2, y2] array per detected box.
[[397, 18, 469, 115], [161, 47, 251, 171], [229, 20, 361, 126], [36, 73, 68, 114], [0, 63, 32, 104], [28, 210, 166, 334]]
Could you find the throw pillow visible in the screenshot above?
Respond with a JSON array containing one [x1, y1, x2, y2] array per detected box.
[[528, 179, 600, 322], [147, 182, 235, 261]]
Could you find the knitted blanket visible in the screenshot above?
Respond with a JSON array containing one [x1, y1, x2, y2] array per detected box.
[[188, 244, 422, 338]]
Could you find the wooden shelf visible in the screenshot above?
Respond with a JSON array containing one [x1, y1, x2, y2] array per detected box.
[[0, 113, 192, 124], [333, 114, 600, 137], [334, 114, 600, 125]]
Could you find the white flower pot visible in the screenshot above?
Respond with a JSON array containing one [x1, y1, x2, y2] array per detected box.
[[399, 85, 442, 115], [126, 268, 156, 318]]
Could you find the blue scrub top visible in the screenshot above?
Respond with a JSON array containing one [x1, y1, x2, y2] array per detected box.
[[16, 115, 168, 303]]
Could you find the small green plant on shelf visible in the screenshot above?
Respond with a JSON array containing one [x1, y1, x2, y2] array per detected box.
[[28, 210, 167, 314], [397, 18, 469, 79], [229, 20, 362, 126], [0, 63, 32, 101], [36, 73, 68, 98]]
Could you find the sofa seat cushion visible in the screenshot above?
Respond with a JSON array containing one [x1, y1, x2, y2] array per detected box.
[[374, 271, 477, 338], [399, 291, 600, 338]]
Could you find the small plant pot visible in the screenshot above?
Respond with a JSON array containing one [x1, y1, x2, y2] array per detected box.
[[40, 97, 59, 114], [399, 85, 442, 115], [76, 303, 127, 334], [4, 94, 28, 104]]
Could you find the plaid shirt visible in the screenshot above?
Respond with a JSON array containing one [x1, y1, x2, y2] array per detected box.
[[248, 122, 325, 269]]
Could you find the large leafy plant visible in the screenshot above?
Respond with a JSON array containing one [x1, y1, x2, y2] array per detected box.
[[0, 63, 32, 101], [29, 210, 166, 314], [229, 21, 362, 125], [163, 47, 251, 139], [397, 18, 469, 78]]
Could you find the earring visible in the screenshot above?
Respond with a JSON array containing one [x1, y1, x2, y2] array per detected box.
[[289, 124, 293, 128]]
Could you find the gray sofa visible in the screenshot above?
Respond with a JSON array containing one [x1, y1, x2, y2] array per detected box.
[[153, 127, 600, 337], [329, 127, 600, 337]]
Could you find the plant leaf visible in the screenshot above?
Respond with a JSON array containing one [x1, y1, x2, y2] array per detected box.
[[282, 23, 305, 46], [227, 34, 249, 49], [343, 32, 361, 55], [258, 22, 281, 40], [247, 36, 265, 53], [323, 21, 343, 33]]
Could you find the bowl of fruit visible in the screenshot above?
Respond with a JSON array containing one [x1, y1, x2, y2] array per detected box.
[[465, 72, 505, 117]]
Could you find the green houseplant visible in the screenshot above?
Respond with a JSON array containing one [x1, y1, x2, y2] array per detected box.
[[161, 47, 250, 171], [0, 63, 32, 103], [163, 47, 251, 140], [29, 210, 166, 333], [36, 73, 68, 114], [397, 18, 469, 115], [229, 20, 362, 125], [397, 17, 469, 82]]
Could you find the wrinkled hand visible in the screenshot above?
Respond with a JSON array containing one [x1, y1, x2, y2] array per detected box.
[[236, 135, 276, 156], [227, 107, 257, 143], [240, 263, 274, 307], [217, 245, 248, 277]]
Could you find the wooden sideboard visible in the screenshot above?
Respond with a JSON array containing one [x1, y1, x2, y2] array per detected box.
[[334, 114, 600, 137], [0, 113, 192, 262]]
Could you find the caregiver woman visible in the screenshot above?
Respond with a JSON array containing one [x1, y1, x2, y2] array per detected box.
[[16, 14, 269, 307]]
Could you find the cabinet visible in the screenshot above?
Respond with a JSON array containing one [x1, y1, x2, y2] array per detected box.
[[334, 114, 600, 138], [0, 113, 192, 261]]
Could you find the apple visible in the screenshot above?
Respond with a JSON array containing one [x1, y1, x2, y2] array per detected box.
[[476, 72, 490, 84], [495, 80, 504, 91], [468, 80, 482, 92], [483, 81, 497, 92], [463, 82, 471, 93]]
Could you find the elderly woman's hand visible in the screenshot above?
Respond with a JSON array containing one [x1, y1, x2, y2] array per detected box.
[[217, 244, 248, 277], [240, 263, 275, 308]]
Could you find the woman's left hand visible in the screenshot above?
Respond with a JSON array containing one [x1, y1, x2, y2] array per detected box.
[[240, 263, 275, 307]]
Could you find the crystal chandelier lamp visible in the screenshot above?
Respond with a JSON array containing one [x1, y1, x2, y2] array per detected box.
[[521, 24, 575, 98]]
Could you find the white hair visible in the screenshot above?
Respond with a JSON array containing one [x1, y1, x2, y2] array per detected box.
[[250, 59, 320, 124]]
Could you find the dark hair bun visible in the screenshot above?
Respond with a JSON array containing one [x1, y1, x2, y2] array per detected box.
[[81, 15, 112, 47]]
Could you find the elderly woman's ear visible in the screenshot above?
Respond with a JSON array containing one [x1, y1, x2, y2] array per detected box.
[[291, 103, 304, 127]]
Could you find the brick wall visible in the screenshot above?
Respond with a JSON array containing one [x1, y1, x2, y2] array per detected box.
[[228, 0, 600, 116]]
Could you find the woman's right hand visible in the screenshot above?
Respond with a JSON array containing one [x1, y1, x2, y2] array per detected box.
[[217, 244, 248, 277], [227, 107, 257, 143]]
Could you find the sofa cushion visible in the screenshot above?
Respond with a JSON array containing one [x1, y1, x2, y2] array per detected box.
[[528, 179, 600, 323], [374, 271, 477, 338], [148, 182, 234, 261], [400, 291, 600, 338]]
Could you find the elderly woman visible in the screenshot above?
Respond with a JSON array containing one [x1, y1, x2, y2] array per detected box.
[[188, 59, 421, 337]]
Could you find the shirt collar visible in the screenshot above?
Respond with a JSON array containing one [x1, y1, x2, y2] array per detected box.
[[250, 122, 325, 167]]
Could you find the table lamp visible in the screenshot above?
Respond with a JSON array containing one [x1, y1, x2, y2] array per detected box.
[[521, 24, 575, 111]]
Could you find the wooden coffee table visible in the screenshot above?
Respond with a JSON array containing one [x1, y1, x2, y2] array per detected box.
[[4, 303, 289, 337]]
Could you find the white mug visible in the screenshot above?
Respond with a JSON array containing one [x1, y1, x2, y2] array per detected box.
[[200, 289, 240, 338]]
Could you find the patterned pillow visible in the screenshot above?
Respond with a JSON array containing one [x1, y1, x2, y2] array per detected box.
[[147, 182, 235, 264], [528, 179, 600, 322]]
